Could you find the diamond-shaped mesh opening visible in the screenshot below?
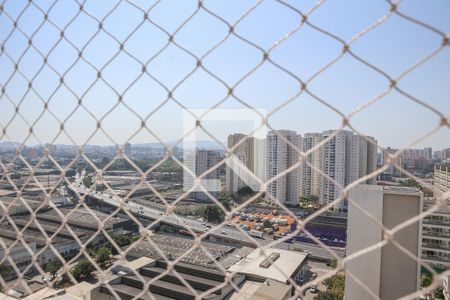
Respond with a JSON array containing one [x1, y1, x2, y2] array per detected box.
[[1, 0, 450, 299]]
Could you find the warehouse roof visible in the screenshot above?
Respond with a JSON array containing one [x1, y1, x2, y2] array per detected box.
[[228, 247, 308, 283]]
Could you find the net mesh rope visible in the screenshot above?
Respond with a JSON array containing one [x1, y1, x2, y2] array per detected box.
[[0, 0, 449, 299]]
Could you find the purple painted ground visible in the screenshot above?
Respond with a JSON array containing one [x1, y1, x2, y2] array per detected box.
[[290, 223, 347, 247]]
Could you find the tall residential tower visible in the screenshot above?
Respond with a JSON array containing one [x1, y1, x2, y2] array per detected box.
[[266, 130, 302, 205]]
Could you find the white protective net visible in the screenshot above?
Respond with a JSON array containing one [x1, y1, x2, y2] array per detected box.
[[0, 0, 449, 299]]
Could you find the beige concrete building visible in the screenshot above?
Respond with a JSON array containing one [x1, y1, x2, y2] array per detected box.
[[345, 185, 423, 300]]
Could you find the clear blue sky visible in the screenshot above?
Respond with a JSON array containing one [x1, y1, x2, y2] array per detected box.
[[0, 0, 449, 150]]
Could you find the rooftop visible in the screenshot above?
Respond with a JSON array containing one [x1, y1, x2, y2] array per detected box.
[[36, 207, 126, 228], [127, 234, 252, 269], [93, 259, 245, 300], [227, 247, 308, 284], [354, 184, 422, 196], [229, 279, 292, 300], [0, 222, 73, 247], [0, 196, 42, 206]]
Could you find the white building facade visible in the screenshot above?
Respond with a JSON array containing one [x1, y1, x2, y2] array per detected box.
[[301, 133, 322, 198], [265, 130, 302, 205], [319, 130, 378, 210]]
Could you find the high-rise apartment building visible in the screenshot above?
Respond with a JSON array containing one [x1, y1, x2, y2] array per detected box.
[[319, 130, 347, 208], [225, 134, 265, 194], [319, 130, 377, 210], [366, 137, 378, 184], [266, 130, 302, 205], [421, 164, 450, 270], [381, 147, 404, 177], [434, 150, 443, 161], [124, 143, 131, 156], [184, 149, 221, 202], [443, 149, 450, 161], [345, 185, 422, 300], [226, 133, 252, 194], [301, 133, 322, 198], [434, 164, 450, 194], [424, 147, 433, 161]]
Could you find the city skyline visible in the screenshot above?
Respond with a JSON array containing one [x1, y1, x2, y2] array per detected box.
[[2, 129, 449, 153]]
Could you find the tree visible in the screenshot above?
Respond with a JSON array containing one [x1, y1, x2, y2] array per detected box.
[[96, 247, 111, 268], [96, 183, 106, 191], [71, 259, 94, 281], [0, 264, 11, 280], [101, 157, 111, 167], [111, 234, 132, 247], [434, 287, 444, 299], [10, 173, 21, 180], [203, 206, 224, 223], [82, 175, 93, 187], [218, 193, 232, 211], [237, 186, 254, 196], [65, 169, 76, 177], [158, 224, 175, 234], [263, 219, 272, 228], [106, 233, 139, 254], [421, 274, 432, 287], [315, 274, 345, 300], [315, 292, 335, 300], [401, 179, 422, 190], [47, 259, 63, 278], [330, 259, 337, 269]]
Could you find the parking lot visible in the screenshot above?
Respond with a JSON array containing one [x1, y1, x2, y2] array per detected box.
[[232, 210, 296, 236], [301, 260, 334, 299]]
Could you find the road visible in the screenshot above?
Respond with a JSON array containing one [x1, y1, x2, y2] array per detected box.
[[68, 177, 345, 260]]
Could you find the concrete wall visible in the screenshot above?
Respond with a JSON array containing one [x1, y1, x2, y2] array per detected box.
[[380, 193, 421, 300], [345, 186, 383, 299], [345, 185, 422, 300]]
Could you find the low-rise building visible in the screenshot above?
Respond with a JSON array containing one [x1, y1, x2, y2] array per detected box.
[[91, 259, 245, 300], [227, 247, 308, 299], [0, 197, 42, 217], [127, 233, 252, 269], [0, 207, 133, 280]]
